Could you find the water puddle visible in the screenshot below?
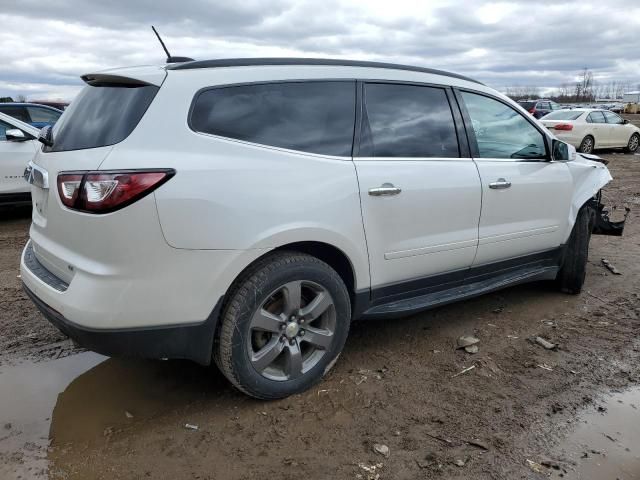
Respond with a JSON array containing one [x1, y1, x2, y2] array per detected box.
[[554, 387, 640, 479], [0, 352, 221, 479], [0, 352, 106, 479]]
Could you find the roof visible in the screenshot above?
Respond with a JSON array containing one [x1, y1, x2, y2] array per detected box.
[[166, 57, 483, 85]]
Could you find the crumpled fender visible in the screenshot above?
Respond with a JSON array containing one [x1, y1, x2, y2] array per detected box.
[[564, 153, 613, 240]]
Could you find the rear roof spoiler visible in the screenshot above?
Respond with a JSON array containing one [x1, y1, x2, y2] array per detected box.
[[80, 66, 167, 87]]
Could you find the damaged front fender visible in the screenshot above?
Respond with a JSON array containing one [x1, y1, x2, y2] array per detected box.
[[566, 153, 628, 237], [589, 193, 629, 236]]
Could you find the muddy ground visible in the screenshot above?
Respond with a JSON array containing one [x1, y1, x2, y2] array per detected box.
[[1, 147, 640, 480]]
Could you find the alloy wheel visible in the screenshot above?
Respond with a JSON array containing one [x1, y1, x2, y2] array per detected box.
[[247, 280, 336, 381]]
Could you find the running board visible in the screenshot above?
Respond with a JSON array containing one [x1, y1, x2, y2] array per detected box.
[[361, 266, 559, 319]]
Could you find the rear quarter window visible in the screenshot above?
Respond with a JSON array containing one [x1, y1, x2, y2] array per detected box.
[[190, 81, 356, 157]]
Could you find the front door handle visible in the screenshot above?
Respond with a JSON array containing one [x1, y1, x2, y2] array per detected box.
[[489, 178, 511, 190], [369, 183, 402, 196]]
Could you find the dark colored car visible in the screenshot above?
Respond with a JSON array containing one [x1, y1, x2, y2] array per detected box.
[[517, 99, 561, 119], [0, 103, 63, 128]]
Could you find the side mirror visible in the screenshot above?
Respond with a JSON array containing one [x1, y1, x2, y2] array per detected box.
[[623, 119, 630, 125], [5, 129, 28, 142], [552, 139, 576, 162]]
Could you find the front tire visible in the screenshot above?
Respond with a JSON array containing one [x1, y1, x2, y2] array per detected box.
[[214, 251, 351, 399], [578, 135, 595, 154], [624, 133, 639, 153], [556, 206, 592, 294]]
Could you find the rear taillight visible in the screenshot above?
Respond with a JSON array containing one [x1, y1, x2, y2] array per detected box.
[[57, 170, 175, 214], [554, 124, 574, 131], [528, 108, 536, 115]]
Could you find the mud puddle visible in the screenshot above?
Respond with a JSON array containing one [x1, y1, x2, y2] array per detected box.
[[554, 387, 640, 479], [0, 352, 217, 480]]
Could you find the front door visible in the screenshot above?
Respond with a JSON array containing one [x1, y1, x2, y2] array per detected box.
[[0, 120, 37, 195], [456, 90, 573, 267], [354, 82, 481, 302], [603, 110, 629, 146]]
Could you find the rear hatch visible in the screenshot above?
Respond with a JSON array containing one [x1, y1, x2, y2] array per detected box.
[[29, 66, 166, 282]]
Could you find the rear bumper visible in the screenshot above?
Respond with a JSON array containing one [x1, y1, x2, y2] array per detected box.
[[23, 284, 222, 365]]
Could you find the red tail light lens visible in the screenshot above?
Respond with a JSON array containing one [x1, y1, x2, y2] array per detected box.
[[528, 108, 536, 115], [57, 170, 175, 214], [554, 123, 574, 131]]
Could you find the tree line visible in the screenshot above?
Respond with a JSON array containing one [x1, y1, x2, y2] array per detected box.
[[505, 69, 639, 103]]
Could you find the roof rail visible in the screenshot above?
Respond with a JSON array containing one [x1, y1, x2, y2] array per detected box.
[[166, 57, 482, 85]]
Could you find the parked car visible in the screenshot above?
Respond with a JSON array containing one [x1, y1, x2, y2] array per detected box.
[[0, 112, 39, 205], [0, 103, 63, 128], [517, 99, 561, 118], [21, 58, 623, 399], [540, 108, 640, 154]]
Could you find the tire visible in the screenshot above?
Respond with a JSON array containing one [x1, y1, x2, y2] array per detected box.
[[214, 251, 351, 399], [578, 135, 595, 154], [624, 133, 639, 153], [556, 206, 592, 294]]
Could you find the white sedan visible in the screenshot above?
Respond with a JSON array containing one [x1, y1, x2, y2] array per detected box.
[[541, 108, 640, 154], [0, 112, 40, 205]]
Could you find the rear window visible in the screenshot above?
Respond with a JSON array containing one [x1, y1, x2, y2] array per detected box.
[[45, 84, 159, 152], [190, 81, 355, 156], [0, 105, 30, 123], [543, 110, 584, 120]]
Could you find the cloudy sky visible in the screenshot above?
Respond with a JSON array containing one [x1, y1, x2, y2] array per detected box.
[[1, 0, 639, 101]]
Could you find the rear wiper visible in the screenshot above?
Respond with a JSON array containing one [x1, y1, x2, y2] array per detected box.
[[38, 125, 54, 147]]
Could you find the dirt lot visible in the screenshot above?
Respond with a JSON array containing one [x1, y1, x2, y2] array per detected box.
[[1, 148, 639, 479]]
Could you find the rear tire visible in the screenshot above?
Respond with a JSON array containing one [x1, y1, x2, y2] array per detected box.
[[578, 135, 595, 154], [556, 206, 592, 294], [214, 251, 351, 399], [624, 133, 639, 153]]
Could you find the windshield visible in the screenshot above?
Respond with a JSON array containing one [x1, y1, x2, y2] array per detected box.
[[45, 83, 159, 152], [518, 101, 536, 110], [543, 110, 584, 121]]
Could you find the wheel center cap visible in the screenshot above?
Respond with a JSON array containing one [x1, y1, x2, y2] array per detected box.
[[285, 322, 299, 339]]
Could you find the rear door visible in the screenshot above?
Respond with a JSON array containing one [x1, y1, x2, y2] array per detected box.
[[354, 82, 481, 301], [456, 90, 573, 267], [586, 111, 609, 147]]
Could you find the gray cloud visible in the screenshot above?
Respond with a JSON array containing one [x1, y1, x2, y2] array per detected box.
[[0, 0, 638, 100]]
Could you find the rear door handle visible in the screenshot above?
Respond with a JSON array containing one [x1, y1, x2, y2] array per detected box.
[[369, 183, 402, 196], [489, 178, 511, 189]]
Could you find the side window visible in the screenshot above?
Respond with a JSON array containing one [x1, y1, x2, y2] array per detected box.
[[603, 111, 623, 124], [27, 106, 61, 124], [587, 112, 606, 123], [0, 106, 30, 123], [0, 120, 11, 141], [460, 91, 547, 160], [190, 81, 355, 156], [537, 102, 550, 110], [359, 83, 459, 158]]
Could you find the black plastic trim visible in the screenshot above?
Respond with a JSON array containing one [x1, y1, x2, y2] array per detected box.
[[353, 247, 565, 320], [0, 192, 31, 205], [167, 57, 483, 85], [23, 284, 223, 365], [23, 243, 69, 292]]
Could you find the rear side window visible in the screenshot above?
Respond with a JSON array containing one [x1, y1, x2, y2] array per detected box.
[[544, 110, 584, 120], [359, 83, 459, 158], [587, 111, 606, 123], [0, 106, 30, 123], [46, 84, 159, 152], [27, 106, 61, 124], [461, 91, 547, 160], [190, 82, 355, 156]]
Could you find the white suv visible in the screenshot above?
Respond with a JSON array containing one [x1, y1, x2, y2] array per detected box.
[[21, 58, 624, 399]]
